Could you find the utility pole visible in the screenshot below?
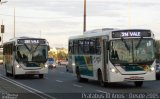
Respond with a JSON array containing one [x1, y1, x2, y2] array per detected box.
[[0, 0, 8, 47], [1, 20, 3, 46], [83, 0, 86, 32]]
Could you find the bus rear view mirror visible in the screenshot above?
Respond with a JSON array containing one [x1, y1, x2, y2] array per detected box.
[[48, 45, 50, 51]]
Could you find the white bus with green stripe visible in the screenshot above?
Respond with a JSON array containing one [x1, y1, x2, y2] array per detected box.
[[68, 28, 156, 87], [3, 37, 49, 78]]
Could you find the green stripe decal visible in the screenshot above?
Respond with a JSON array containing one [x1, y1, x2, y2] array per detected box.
[[75, 56, 93, 76]]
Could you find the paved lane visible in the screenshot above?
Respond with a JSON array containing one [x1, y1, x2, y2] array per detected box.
[[0, 65, 160, 99]]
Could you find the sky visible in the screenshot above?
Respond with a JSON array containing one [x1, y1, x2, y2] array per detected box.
[[0, 0, 160, 48]]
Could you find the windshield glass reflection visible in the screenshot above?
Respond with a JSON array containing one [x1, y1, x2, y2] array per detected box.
[[17, 45, 47, 62], [110, 38, 155, 64]]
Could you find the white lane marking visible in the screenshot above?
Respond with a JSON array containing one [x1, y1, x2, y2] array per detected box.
[[56, 80, 63, 82], [73, 84, 82, 88], [0, 76, 47, 99], [0, 74, 56, 99], [96, 90, 108, 93]]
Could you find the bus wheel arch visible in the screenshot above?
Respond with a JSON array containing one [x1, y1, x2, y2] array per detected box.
[[76, 66, 88, 82]]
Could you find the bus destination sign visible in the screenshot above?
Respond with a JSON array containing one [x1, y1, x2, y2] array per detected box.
[[18, 39, 46, 44], [112, 30, 151, 38]]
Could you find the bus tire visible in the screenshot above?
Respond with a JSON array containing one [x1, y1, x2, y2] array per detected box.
[[39, 74, 44, 79], [98, 70, 106, 87], [66, 65, 69, 72], [134, 81, 143, 87], [12, 67, 14, 77], [13, 74, 18, 79], [5, 65, 9, 77], [76, 67, 88, 82], [76, 67, 83, 82], [12, 67, 18, 79], [6, 72, 9, 77]]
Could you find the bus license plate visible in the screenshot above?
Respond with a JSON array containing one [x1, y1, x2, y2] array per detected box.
[[130, 76, 143, 80], [25, 71, 39, 74]]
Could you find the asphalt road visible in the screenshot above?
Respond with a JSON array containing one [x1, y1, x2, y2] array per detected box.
[[0, 65, 160, 99]]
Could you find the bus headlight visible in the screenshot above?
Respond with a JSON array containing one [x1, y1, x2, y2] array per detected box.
[[111, 68, 118, 73], [111, 68, 116, 72], [45, 64, 48, 68], [150, 67, 155, 71], [72, 63, 75, 66], [16, 65, 21, 68]]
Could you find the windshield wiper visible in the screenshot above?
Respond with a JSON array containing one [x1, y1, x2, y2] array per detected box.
[[135, 36, 143, 49], [32, 43, 40, 53], [121, 37, 130, 52], [24, 43, 31, 52]]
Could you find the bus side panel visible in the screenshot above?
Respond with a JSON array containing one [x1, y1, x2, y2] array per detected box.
[[93, 55, 103, 80], [4, 55, 14, 74], [75, 55, 93, 77]]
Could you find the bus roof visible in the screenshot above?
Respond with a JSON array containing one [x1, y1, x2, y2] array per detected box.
[[69, 28, 152, 40], [10, 36, 46, 41]]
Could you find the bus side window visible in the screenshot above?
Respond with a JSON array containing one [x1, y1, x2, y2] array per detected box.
[[22, 54, 28, 61], [73, 40, 78, 54], [96, 38, 101, 54], [17, 50, 22, 61], [111, 50, 119, 59], [84, 40, 90, 54], [78, 40, 83, 54], [69, 41, 73, 54], [42, 49, 46, 60]]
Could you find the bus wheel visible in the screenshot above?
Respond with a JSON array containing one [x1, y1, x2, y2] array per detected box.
[[5, 65, 9, 77], [98, 71, 106, 87], [76, 67, 88, 82], [76, 68, 83, 82], [6, 72, 9, 77], [13, 72, 18, 79], [66, 65, 69, 72], [39, 74, 44, 79], [13, 75, 18, 79], [134, 81, 143, 87]]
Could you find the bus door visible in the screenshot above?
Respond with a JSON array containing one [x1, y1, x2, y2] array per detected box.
[[102, 39, 109, 82]]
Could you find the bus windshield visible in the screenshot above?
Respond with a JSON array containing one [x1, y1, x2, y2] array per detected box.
[[110, 38, 155, 64], [17, 44, 47, 62]]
